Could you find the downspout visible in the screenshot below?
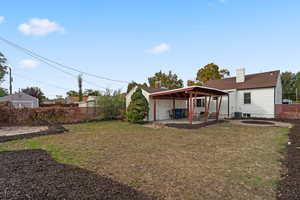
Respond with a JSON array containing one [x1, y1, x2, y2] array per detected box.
[[227, 93, 230, 118]]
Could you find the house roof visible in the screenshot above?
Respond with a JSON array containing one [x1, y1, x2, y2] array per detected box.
[[204, 70, 280, 90], [150, 86, 227, 99], [141, 86, 168, 93], [67, 96, 89, 103], [0, 92, 38, 102]]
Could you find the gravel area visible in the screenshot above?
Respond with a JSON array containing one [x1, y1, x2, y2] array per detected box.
[[0, 125, 67, 143], [0, 149, 155, 200], [0, 126, 48, 136]]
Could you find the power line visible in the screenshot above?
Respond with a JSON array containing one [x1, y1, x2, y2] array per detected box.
[[13, 72, 70, 91], [1, 37, 108, 90], [0, 36, 129, 84]]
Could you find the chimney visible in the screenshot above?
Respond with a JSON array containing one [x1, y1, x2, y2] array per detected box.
[[236, 68, 245, 83], [155, 80, 161, 88]]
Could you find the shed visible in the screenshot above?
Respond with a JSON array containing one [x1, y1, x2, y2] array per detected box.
[[0, 92, 39, 108]]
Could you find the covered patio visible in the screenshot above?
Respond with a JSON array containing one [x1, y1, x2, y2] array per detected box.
[[149, 86, 228, 124]]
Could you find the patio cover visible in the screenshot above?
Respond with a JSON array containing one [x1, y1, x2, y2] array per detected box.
[[149, 86, 228, 123]]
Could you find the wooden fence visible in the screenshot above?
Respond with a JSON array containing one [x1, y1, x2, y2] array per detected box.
[[276, 104, 300, 119]]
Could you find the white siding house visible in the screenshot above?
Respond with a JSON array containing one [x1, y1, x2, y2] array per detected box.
[[204, 69, 282, 118], [126, 69, 282, 121]]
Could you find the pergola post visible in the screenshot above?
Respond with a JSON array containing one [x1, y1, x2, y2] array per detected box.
[[172, 98, 175, 120], [216, 96, 219, 119], [188, 93, 193, 124], [205, 96, 212, 122], [216, 96, 223, 120], [153, 98, 157, 121]]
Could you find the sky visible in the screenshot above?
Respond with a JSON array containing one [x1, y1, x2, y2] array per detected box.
[[1, 0, 300, 98]]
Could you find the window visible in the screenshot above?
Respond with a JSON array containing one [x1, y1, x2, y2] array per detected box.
[[196, 99, 205, 107], [244, 93, 251, 104]]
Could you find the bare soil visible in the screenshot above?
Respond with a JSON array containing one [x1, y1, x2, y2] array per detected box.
[[277, 120, 300, 200], [0, 149, 155, 200]]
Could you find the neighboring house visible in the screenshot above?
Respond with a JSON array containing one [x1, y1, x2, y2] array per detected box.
[[126, 69, 282, 121], [66, 96, 98, 107], [43, 98, 66, 105], [0, 92, 39, 108], [202, 69, 282, 118]]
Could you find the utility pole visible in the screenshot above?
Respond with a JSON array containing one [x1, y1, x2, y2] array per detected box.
[[9, 67, 12, 95], [296, 88, 298, 103]]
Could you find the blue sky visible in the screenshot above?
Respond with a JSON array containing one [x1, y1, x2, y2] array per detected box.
[[1, 0, 300, 98]]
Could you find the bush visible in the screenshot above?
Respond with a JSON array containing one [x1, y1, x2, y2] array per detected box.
[[126, 87, 149, 123], [97, 89, 126, 120], [0, 106, 91, 126]]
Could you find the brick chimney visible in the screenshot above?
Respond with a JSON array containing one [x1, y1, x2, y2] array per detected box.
[[236, 68, 245, 83], [155, 80, 161, 88]]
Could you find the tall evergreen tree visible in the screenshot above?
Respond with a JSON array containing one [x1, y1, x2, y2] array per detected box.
[[126, 88, 149, 123]]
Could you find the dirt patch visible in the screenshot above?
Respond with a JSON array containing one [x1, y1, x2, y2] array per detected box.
[[0, 125, 67, 143], [0, 149, 155, 200], [277, 120, 300, 200], [242, 120, 275, 125], [165, 120, 224, 129]]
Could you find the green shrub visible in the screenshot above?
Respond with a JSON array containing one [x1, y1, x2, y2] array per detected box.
[[126, 88, 149, 123], [97, 89, 126, 120]]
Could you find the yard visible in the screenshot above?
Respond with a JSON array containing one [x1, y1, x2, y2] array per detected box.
[[0, 121, 289, 200]]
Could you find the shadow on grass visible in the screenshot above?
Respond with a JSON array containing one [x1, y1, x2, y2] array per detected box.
[[0, 149, 156, 200]]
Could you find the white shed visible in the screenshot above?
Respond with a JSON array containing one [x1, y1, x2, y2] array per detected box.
[[0, 92, 39, 108]]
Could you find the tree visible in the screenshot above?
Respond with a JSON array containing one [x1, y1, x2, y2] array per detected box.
[[21, 87, 46, 104], [97, 89, 125, 120], [0, 52, 8, 84], [126, 87, 149, 123], [84, 89, 101, 96], [196, 63, 230, 84], [281, 71, 297, 101], [0, 52, 8, 96], [187, 80, 202, 86], [66, 90, 79, 97], [78, 74, 83, 101], [148, 70, 183, 89], [0, 88, 8, 97], [127, 81, 148, 93]]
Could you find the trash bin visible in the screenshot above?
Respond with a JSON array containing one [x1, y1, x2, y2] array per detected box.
[[234, 112, 242, 119]]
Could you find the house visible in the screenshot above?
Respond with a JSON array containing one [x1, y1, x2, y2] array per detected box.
[[0, 92, 39, 108], [66, 96, 98, 107], [126, 69, 282, 122], [202, 68, 282, 118]]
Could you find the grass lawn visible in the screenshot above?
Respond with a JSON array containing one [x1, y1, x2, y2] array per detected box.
[[0, 121, 288, 200]]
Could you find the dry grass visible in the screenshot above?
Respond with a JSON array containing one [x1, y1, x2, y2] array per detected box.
[[0, 121, 288, 200]]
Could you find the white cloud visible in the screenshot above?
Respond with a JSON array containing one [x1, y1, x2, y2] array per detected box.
[[18, 18, 64, 36], [148, 43, 170, 54], [19, 59, 40, 69], [0, 16, 5, 24]]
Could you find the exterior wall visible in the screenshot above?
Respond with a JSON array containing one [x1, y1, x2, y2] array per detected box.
[[194, 87, 277, 118], [235, 88, 275, 118], [148, 98, 186, 121], [11, 100, 39, 108], [193, 95, 230, 119]]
